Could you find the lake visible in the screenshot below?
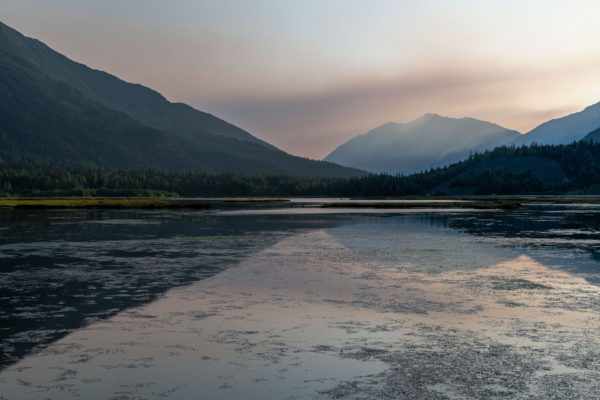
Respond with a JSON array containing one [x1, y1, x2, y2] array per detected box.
[[1, 203, 600, 399]]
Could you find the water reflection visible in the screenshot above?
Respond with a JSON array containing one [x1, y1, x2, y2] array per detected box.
[[446, 204, 600, 251], [0, 209, 342, 370], [1, 206, 600, 399], [444, 205, 600, 284]]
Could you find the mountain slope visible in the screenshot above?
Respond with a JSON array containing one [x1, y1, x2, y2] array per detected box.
[[513, 102, 600, 145], [582, 126, 600, 143], [324, 114, 520, 174], [0, 21, 363, 177], [0, 21, 272, 148], [433, 157, 567, 195]]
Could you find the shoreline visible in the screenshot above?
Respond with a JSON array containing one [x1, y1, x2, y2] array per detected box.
[[2, 195, 600, 210]]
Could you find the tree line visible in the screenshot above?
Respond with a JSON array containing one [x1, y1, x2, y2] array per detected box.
[[1, 140, 600, 197]]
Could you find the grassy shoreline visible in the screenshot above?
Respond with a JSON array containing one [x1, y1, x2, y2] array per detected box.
[[0, 198, 211, 209], [2, 195, 600, 210]]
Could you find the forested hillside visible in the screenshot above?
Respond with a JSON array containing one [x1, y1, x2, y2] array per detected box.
[[0, 21, 363, 177], [3, 141, 600, 197]]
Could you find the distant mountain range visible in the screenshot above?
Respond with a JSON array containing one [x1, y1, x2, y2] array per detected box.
[[0, 21, 363, 177], [326, 103, 600, 174], [513, 102, 600, 146], [583, 127, 600, 143], [325, 114, 520, 174]]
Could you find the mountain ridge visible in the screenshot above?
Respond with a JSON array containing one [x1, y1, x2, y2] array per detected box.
[[0, 21, 364, 177], [513, 101, 600, 145], [324, 113, 520, 174], [0, 21, 275, 148]]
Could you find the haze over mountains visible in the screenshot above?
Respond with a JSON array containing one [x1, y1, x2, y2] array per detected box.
[[513, 101, 600, 146], [583, 127, 600, 143], [0, 21, 362, 177], [325, 114, 520, 174], [326, 103, 600, 174], [2, 20, 600, 178]]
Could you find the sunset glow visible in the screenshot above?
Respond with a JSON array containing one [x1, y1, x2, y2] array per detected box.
[[4, 0, 600, 157]]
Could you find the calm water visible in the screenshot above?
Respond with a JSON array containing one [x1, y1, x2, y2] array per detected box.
[[1, 204, 600, 399]]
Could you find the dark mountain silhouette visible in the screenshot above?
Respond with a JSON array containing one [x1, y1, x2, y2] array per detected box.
[[0, 21, 363, 176]]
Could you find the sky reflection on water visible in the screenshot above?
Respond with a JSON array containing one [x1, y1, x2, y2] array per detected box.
[[1, 206, 600, 399]]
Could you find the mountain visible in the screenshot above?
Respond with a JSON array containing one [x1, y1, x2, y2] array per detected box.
[[0, 21, 363, 177], [582, 126, 600, 143], [513, 102, 600, 146], [0, 21, 270, 148], [324, 114, 520, 174], [433, 157, 567, 195]]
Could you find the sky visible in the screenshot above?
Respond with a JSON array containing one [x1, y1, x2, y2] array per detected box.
[[2, 0, 600, 158]]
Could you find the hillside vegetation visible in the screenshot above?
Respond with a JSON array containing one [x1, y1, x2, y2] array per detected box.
[[0, 21, 363, 177], [2, 141, 600, 197]]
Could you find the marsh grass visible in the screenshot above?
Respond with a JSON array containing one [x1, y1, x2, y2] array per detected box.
[[0, 198, 211, 209], [6, 196, 596, 211]]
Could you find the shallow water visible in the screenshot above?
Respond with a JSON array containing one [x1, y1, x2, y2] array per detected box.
[[1, 205, 600, 399]]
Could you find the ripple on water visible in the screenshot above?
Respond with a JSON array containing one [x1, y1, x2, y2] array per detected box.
[[1, 206, 600, 399]]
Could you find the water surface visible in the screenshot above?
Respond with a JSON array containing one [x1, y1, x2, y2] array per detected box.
[[1, 205, 600, 399]]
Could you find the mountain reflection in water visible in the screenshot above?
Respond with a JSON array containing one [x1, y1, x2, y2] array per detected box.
[[1, 205, 600, 399], [0, 209, 341, 369]]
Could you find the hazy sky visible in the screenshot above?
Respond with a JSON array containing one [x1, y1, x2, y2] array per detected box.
[[2, 0, 600, 158]]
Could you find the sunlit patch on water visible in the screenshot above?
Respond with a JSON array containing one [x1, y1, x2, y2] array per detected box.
[[218, 207, 490, 216], [87, 219, 162, 225]]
